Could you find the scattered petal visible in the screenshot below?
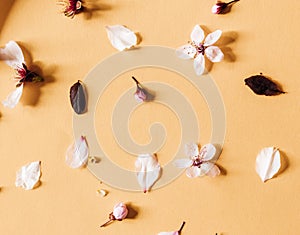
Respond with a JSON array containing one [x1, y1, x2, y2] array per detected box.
[[245, 73, 285, 96], [205, 46, 224, 62], [186, 166, 201, 178], [15, 161, 41, 190], [256, 147, 281, 182], [97, 189, 108, 197], [2, 83, 23, 108], [135, 154, 161, 192], [204, 30, 222, 46], [105, 25, 137, 51], [199, 143, 216, 161], [65, 136, 89, 168], [173, 159, 193, 168], [193, 54, 205, 75], [0, 41, 24, 68], [175, 44, 196, 59], [190, 25, 205, 45], [70, 80, 87, 114]]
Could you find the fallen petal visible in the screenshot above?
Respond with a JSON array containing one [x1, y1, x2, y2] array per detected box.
[[190, 25, 205, 45], [175, 44, 196, 59], [70, 80, 87, 114], [2, 83, 23, 108], [105, 25, 137, 51], [204, 30, 222, 46], [193, 54, 205, 76], [205, 46, 224, 62], [199, 143, 216, 161], [135, 154, 161, 192], [65, 136, 89, 168], [15, 161, 41, 190], [0, 41, 25, 68], [97, 189, 108, 197], [256, 147, 281, 182]]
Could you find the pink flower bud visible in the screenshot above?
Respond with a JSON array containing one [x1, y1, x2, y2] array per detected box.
[[112, 202, 128, 220], [211, 0, 239, 14], [132, 76, 148, 102]]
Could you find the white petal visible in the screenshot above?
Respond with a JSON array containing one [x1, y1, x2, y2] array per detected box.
[[199, 143, 216, 161], [175, 44, 196, 59], [256, 147, 281, 182], [205, 46, 224, 62], [0, 41, 25, 68], [105, 25, 137, 51], [186, 166, 201, 178], [190, 25, 205, 45], [173, 159, 193, 168], [184, 143, 199, 157], [65, 136, 89, 168], [15, 161, 41, 190], [135, 154, 161, 192], [203, 163, 220, 177], [2, 84, 23, 109], [204, 30, 222, 46], [193, 54, 205, 76]]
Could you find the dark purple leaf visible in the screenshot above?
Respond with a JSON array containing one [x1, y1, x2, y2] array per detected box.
[[70, 80, 87, 114], [244, 73, 285, 96]]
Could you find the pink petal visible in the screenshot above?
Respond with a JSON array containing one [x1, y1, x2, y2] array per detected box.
[[65, 136, 89, 168], [2, 84, 23, 109], [204, 30, 222, 46], [186, 166, 201, 178], [184, 143, 199, 157], [0, 41, 25, 68], [193, 54, 205, 76], [199, 143, 216, 161], [190, 25, 205, 45], [175, 44, 196, 59], [135, 154, 161, 192], [173, 159, 193, 168], [205, 163, 221, 177], [205, 46, 224, 62]]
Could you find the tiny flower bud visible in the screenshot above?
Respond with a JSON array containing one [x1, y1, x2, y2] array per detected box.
[[132, 76, 148, 102], [211, 0, 239, 14], [113, 202, 128, 220]]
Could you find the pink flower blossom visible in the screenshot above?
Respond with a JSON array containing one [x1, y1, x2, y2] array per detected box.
[[58, 0, 82, 18]]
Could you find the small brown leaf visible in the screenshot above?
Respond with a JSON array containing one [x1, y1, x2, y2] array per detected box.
[[244, 73, 285, 96], [70, 80, 87, 114]]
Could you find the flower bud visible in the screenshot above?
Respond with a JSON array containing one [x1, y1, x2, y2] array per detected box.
[[211, 2, 228, 14], [112, 202, 128, 220]]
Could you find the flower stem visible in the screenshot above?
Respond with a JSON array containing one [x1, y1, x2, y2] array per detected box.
[[132, 76, 140, 85], [227, 0, 239, 5], [178, 221, 186, 233], [100, 219, 113, 227]]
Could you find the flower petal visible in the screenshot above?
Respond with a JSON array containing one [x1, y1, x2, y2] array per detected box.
[[173, 158, 193, 168], [190, 25, 205, 45], [204, 30, 222, 46], [15, 161, 41, 190], [105, 25, 137, 51], [0, 41, 25, 68], [184, 143, 199, 157], [65, 136, 89, 168], [203, 162, 220, 177], [199, 143, 216, 161], [205, 46, 224, 62], [175, 44, 196, 59], [186, 166, 201, 178], [135, 154, 161, 192], [256, 147, 281, 182], [193, 54, 205, 76], [2, 83, 23, 109]]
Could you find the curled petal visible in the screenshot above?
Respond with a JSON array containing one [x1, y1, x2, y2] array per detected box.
[[65, 136, 89, 168], [15, 161, 41, 190], [105, 25, 137, 51], [135, 154, 161, 192], [190, 25, 205, 45], [256, 147, 281, 182], [204, 30, 222, 46], [186, 166, 201, 178], [199, 143, 216, 161], [0, 41, 25, 68], [184, 143, 199, 157], [205, 46, 224, 62], [202, 162, 220, 177], [175, 44, 196, 59], [193, 54, 205, 76], [173, 158, 193, 168], [2, 83, 23, 108]]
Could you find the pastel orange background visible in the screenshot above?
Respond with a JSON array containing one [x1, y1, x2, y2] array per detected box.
[[0, 0, 299, 235]]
